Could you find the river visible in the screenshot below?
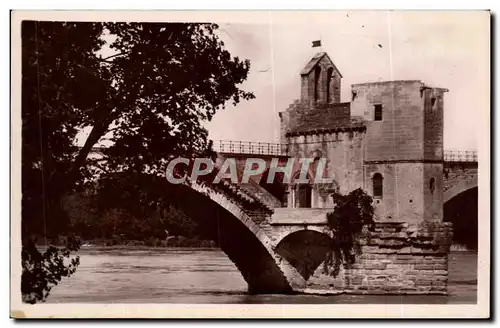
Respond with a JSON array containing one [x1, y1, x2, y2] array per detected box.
[[46, 248, 477, 304]]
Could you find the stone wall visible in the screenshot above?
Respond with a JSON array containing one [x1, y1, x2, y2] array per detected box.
[[351, 80, 426, 162], [423, 163, 444, 221], [279, 100, 353, 138], [423, 87, 446, 160], [285, 130, 365, 207], [305, 221, 453, 295], [365, 162, 432, 224]]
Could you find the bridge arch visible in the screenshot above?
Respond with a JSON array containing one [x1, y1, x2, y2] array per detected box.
[[443, 185, 478, 250], [444, 178, 478, 204], [442, 163, 478, 249], [274, 229, 333, 281], [167, 181, 305, 293]]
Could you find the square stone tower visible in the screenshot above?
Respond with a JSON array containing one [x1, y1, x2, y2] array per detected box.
[[350, 81, 448, 224]]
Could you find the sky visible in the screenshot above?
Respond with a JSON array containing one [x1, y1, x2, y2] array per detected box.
[[204, 11, 489, 151]]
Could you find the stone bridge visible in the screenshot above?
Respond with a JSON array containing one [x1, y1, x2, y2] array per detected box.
[[79, 50, 481, 295], [211, 143, 478, 293], [87, 144, 477, 294], [443, 154, 478, 204], [167, 178, 349, 293], [211, 142, 479, 208], [91, 144, 479, 208], [442, 151, 478, 251]]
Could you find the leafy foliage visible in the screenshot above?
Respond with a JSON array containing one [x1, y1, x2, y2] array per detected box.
[[21, 21, 254, 303], [21, 236, 81, 304], [89, 173, 203, 240], [323, 188, 374, 277], [22, 21, 106, 240]]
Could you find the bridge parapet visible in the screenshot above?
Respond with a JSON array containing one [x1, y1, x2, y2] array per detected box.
[[87, 143, 477, 165], [214, 140, 286, 156], [444, 150, 477, 163], [213, 141, 477, 164]]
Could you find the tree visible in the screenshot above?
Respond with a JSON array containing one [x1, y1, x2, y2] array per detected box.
[[22, 21, 106, 241], [323, 188, 374, 277], [21, 21, 254, 302], [21, 236, 81, 304], [91, 172, 203, 241]]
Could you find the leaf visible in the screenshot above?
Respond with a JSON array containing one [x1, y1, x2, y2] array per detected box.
[[325, 189, 374, 277]]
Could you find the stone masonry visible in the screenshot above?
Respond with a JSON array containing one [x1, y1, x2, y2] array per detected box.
[[168, 51, 473, 295], [276, 52, 454, 295], [306, 221, 453, 294]]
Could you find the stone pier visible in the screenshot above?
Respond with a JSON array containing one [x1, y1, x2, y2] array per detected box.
[[304, 221, 453, 294]]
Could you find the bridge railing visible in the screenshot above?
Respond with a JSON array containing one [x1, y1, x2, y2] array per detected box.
[[214, 141, 478, 163], [214, 140, 286, 156], [443, 150, 477, 163], [87, 142, 477, 163]]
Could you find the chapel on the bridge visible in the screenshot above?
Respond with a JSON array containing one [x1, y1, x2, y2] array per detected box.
[[278, 51, 448, 223]]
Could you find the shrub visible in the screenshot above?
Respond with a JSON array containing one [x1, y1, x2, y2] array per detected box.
[[145, 237, 160, 247], [324, 188, 374, 277]]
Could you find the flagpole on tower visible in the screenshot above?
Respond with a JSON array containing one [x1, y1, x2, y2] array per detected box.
[[312, 39, 322, 52], [319, 28, 323, 52]]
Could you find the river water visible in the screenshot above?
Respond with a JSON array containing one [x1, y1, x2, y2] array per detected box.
[[46, 248, 477, 304]]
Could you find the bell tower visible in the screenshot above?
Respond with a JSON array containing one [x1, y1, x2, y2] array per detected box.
[[300, 52, 342, 105]]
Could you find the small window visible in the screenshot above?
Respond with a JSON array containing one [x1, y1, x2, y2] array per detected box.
[[431, 97, 436, 108], [314, 66, 321, 102], [296, 184, 312, 208], [326, 67, 334, 103], [430, 178, 435, 194], [374, 104, 383, 121], [373, 173, 383, 198]]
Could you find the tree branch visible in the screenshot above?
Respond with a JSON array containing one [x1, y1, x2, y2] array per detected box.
[[99, 52, 130, 62], [68, 121, 110, 185]]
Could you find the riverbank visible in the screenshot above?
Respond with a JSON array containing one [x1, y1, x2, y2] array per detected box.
[[85, 237, 217, 248], [38, 236, 218, 248]]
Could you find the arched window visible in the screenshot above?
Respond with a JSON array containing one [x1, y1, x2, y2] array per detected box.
[[326, 67, 334, 103], [373, 173, 383, 198], [430, 177, 435, 194], [314, 66, 321, 102]]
